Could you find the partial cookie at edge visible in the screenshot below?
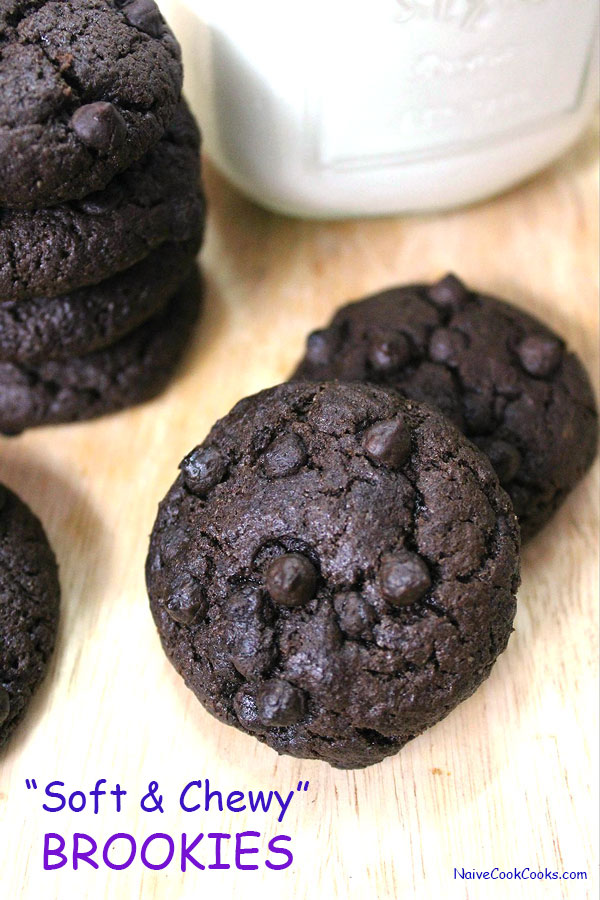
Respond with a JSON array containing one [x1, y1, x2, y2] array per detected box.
[[0, 485, 60, 748]]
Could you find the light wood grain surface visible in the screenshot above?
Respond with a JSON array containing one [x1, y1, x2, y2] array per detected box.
[[0, 121, 598, 900]]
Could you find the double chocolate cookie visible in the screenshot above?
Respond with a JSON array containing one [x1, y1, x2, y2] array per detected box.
[[0, 267, 201, 434], [0, 0, 183, 208], [293, 275, 598, 540], [0, 484, 60, 748], [147, 382, 520, 768], [0, 102, 204, 302], [0, 238, 200, 363]]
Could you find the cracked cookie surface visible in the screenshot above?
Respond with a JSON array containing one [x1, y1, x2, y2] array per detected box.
[[0, 101, 203, 302], [0, 0, 182, 208], [292, 275, 599, 541], [0, 266, 201, 434], [146, 382, 520, 768], [0, 484, 60, 748]]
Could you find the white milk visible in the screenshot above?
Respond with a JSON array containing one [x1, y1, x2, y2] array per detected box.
[[161, 0, 599, 217]]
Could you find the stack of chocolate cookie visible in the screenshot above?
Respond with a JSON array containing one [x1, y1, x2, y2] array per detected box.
[[0, 0, 205, 434]]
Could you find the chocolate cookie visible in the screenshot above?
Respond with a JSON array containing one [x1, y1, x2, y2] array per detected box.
[[146, 382, 520, 769], [0, 267, 201, 434], [292, 275, 598, 541], [0, 0, 182, 208], [0, 102, 204, 303], [0, 238, 200, 364], [0, 484, 60, 748]]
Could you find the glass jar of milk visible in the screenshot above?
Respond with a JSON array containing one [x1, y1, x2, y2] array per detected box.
[[160, 0, 599, 217]]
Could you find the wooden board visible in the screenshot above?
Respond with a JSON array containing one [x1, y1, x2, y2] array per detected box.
[[0, 121, 598, 900]]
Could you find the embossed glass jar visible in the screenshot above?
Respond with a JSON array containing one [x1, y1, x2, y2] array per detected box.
[[161, 0, 599, 217]]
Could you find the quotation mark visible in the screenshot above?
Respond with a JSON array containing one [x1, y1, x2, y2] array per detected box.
[[25, 778, 38, 790], [296, 781, 309, 792]]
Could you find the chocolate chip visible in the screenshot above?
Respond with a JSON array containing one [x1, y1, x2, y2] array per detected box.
[[159, 527, 187, 562], [266, 553, 317, 607], [180, 447, 227, 496], [231, 625, 276, 678], [363, 418, 411, 469], [263, 433, 307, 478], [227, 586, 275, 625], [429, 327, 468, 364], [373, 617, 406, 650], [227, 586, 263, 619], [71, 102, 126, 153], [257, 680, 305, 726], [334, 592, 375, 639], [517, 335, 563, 378], [0, 687, 10, 726], [121, 0, 164, 37], [368, 333, 411, 373], [233, 686, 262, 731], [379, 551, 431, 606], [305, 330, 335, 366], [428, 274, 468, 308], [476, 438, 522, 484], [165, 572, 207, 624]]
